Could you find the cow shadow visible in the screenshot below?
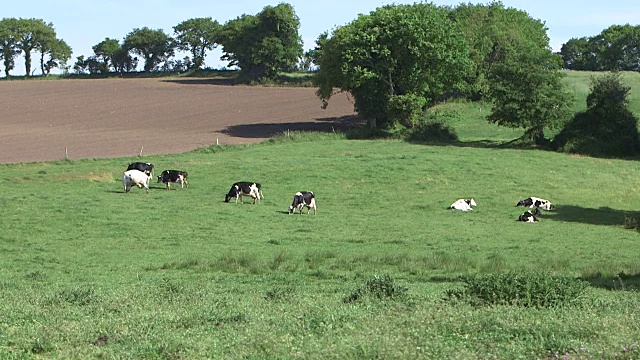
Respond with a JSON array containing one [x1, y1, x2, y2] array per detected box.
[[546, 205, 636, 227], [218, 115, 364, 139]]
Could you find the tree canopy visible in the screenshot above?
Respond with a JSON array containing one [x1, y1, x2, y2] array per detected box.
[[449, 2, 573, 143], [218, 3, 303, 82], [561, 24, 640, 71], [173, 17, 220, 70], [313, 3, 471, 128], [124, 27, 175, 73]]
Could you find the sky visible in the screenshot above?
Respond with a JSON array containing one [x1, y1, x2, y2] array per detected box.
[[3, 0, 640, 76]]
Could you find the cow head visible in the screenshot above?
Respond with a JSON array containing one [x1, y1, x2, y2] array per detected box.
[[467, 198, 477, 207], [224, 185, 238, 202]]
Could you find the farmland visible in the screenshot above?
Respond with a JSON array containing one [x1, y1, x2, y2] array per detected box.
[[1, 72, 640, 359]]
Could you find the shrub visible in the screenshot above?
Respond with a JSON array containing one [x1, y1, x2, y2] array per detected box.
[[406, 121, 459, 143], [445, 272, 589, 308], [554, 72, 640, 157], [344, 274, 408, 303]]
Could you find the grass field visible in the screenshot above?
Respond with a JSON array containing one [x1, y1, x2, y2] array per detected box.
[[1, 71, 640, 359]]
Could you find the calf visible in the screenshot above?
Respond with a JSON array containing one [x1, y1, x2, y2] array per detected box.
[[157, 170, 188, 190], [126, 162, 154, 177], [122, 169, 151, 193], [518, 208, 542, 223], [516, 197, 554, 211], [289, 191, 316, 215], [450, 198, 477, 211], [224, 182, 262, 204]]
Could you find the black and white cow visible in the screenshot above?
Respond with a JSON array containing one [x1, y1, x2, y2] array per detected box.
[[224, 182, 262, 204], [126, 162, 154, 177], [516, 197, 554, 211], [122, 169, 151, 193], [450, 198, 477, 211], [157, 170, 188, 190], [289, 191, 316, 215], [518, 208, 542, 223]]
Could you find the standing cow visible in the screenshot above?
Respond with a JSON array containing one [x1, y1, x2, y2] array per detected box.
[[126, 162, 154, 177], [224, 182, 263, 204], [123, 169, 151, 193], [157, 170, 188, 190], [289, 191, 316, 215]]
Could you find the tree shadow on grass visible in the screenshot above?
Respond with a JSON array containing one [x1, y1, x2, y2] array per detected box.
[[546, 205, 637, 227], [581, 272, 640, 291], [161, 77, 237, 86], [218, 115, 364, 139]]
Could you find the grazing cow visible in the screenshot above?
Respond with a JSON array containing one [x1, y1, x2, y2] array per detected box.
[[157, 170, 188, 190], [224, 182, 263, 204], [518, 208, 542, 223], [450, 198, 477, 211], [126, 162, 154, 176], [289, 191, 316, 215], [122, 169, 151, 193], [516, 197, 554, 211]]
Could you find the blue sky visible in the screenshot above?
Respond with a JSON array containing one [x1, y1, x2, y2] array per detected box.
[[4, 0, 640, 75]]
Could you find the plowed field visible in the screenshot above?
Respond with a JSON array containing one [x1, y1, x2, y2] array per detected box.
[[0, 78, 359, 164]]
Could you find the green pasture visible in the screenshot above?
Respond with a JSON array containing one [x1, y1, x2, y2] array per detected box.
[[2, 135, 640, 359], [2, 71, 640, 359]]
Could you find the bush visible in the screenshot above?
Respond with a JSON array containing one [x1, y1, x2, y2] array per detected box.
[[344, 274, 408, 303], [406, 121, 458, 143], [445, 272, 589, 308], [554, 72, 640, 157]]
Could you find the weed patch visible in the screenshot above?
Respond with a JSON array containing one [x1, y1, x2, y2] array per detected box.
[[445, 272, 588, 308], [344, 274, 408, 303]]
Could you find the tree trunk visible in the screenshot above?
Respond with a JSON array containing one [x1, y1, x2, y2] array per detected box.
[[25, 50, 31, 77], [524, 127, 546, 145]]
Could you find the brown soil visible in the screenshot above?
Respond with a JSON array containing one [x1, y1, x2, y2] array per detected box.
[[0, 78, 359, 164]]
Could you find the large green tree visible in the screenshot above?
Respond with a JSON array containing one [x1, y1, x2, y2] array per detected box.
[[453, 3, 573, 144], [14, 18, 56, 76], [0, 18, 21, 77], [560, 25, 640, 71], [218, 3, 303, 82], [38, 37, 71, 76], [92, 38, 121, 74], [314, 3, 471, 128], [173, 17, 220, 70], [124, 27, 174, 72]]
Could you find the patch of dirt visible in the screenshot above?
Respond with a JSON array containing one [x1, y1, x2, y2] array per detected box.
[[0, 78, 359, 164]]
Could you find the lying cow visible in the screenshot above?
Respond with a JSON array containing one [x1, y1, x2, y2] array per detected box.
[[123, 169, 151, 193], [127, 162, 154, 177], [289, 191, 316, 215], [450, 198, 477, 211], [518, 208, 542, 223], [516, 197, 554, 211], [224, 182, 262, 204], [157, 170, 188, 190]]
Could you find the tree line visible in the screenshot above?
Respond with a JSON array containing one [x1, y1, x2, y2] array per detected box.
[[560, 24, 640, 71], [1, 2, 639, 157]]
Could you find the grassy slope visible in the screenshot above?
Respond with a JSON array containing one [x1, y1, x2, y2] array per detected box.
[[1, 72, 640, 359]]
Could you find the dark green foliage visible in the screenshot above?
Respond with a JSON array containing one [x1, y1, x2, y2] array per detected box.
[[554, 72, 640, 157], [406, 121, 458, 144], [218, 3, 303, 83], [173, 17, 220, 70], [314, 3, 471, 129], [124, 27, 175, 73], [445, 272, 589, 308], [344, 274, 408, 302], [561, 24, 640, 71]]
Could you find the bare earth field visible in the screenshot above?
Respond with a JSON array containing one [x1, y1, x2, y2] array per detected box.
[[0, 78, 359, 164]]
